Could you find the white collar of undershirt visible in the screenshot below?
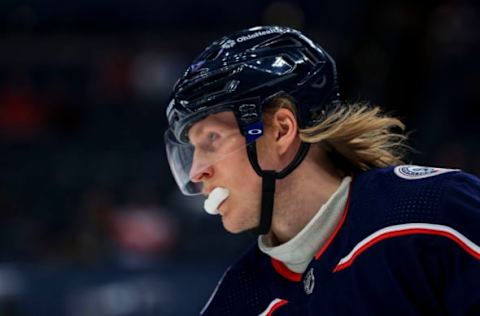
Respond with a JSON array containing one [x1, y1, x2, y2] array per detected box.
[[258, 176, 351, 274]]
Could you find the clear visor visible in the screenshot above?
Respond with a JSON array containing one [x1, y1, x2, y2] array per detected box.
[[165, 112, 263, 195]]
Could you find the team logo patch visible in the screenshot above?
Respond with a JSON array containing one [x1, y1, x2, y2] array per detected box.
[[303, 268, 315, 295], [394, 165, 458, 180]]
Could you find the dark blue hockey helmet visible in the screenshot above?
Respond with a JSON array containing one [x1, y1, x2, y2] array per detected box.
[[165, 26, 340, 196], [167, 25, 340, 144]]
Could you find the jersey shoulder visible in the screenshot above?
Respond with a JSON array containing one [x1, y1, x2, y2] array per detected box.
[[351, 164, 480, 226], [345, 164, 480, 256], [331, 165, 480, 272], [435, 168, 480, 244]]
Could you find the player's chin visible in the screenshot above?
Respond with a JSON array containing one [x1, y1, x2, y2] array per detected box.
[[221, 215, 253, 234], [222, 219, 243, 234]]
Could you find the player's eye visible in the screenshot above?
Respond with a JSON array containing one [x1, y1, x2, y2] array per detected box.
[[198, 131, 220, 152], [207, 131, 219, 142]]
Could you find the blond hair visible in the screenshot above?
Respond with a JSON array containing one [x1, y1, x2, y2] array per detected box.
[[265, 97, 409, 173]]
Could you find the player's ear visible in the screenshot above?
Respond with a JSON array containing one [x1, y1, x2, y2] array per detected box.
[[271, 107, 299, 156]]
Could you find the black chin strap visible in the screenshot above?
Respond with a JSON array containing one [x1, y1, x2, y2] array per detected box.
[[258, 170, 276, 235], [247, 142, 310, 234]]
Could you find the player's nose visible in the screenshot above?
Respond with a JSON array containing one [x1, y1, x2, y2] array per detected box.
[[190, 165, 214, 183], [190, 154, 214, 183]]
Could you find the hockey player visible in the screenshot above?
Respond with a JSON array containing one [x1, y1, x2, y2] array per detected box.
[[164, 26, 480, 315]]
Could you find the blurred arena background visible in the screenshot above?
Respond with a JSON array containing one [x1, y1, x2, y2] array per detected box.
[[0, 0, 479, 315]]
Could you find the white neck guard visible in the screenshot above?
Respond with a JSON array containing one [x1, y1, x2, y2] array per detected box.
[[258, 176, 351, 273]]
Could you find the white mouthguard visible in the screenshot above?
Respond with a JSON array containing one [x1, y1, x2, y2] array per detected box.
[[204, 187, 229, 215]]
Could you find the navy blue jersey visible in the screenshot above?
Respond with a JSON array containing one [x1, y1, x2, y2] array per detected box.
[[200, 166, 480, 316]]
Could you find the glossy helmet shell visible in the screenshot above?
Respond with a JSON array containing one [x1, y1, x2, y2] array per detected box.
[[166, 26, 340, 144]]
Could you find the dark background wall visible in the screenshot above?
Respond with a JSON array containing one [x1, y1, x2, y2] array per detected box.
[[0, 0, 478, 315]]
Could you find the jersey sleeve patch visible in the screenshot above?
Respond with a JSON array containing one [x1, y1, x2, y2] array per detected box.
[[333, 223, 480, 272], [394, 165, 459, 180]]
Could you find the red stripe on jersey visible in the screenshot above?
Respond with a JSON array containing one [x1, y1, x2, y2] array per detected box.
[[259, 299, 289, 316], [314, 182, 352, 260], [271, 258, 302, 282], [333, 225, 480, 272]]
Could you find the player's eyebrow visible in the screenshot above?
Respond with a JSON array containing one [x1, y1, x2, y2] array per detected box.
[[189, 113, 237, 143], [189, 120, 222, 146]]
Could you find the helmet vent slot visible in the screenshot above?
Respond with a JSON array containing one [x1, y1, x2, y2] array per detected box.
[[180, 72, 235, 103], [202, 47, 223, 62], [259, 37, 301, 49], [302, 48, 320, 65]]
